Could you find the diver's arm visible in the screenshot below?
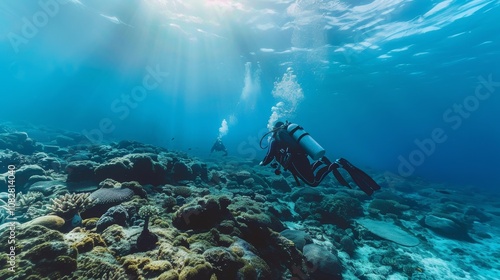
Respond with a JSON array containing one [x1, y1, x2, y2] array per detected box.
[[260, 139, 277, 166]]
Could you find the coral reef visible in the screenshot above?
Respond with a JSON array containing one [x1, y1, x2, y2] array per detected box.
[[2, 123, 499, 280], [94, 153, 168, 185], [0, 131, 40, 154], [0, 224, 73, 279]]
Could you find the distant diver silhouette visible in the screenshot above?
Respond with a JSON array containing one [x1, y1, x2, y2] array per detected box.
[[210, 137, 228, 156]]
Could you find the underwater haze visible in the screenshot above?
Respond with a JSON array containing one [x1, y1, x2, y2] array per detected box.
[[2, 1, 500, 280], [2, 0, 500, 188]]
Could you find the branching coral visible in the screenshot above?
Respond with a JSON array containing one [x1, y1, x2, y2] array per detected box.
[[16, 191, 44, 212], [49, 193, 97, 219], [136, 205, 160, 251], [138, 205, 160, 231]]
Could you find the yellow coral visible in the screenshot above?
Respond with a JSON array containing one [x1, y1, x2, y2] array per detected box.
[[73, 233, 107, 254], [157, 270, 179, 280], [143, 260, 173, 278], [179, 263, 213, 280], [22, 215, 65, 230]]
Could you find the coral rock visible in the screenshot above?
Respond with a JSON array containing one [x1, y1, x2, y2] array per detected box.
[[178, 263, 213, 280], [203, 247, 243, 278], [368, 199, 410, 217], [191, 163, 208, 182], [96, 205, 130, 232], [95, 153, 168, 185], [422, 214, 474, 241], [172, 197, 230, 231], [24, 241, 78, 277], [101, 224, 131, 256], [0, 131, 39, 154], [319, 195, 363, 229], [290, 187, 324, 202], [3, 164, 45, 191], [76, 233, 106, 253], [143, 260, 173, 278], [65, 160, 98, 182], [22, 215, 65, 230], [229, 238, 272, 279], [280, 229, 313, 251], [268, 177, 291, 192], [74, 247, 129, 279], [136, 229, 159, 252], [303, 244, 343, 280], [172, 161, 192, 182]]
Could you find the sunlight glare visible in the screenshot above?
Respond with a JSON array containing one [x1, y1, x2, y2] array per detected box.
[[206, 0, 244, 11]]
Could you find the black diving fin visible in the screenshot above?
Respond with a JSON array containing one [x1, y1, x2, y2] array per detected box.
[[332, 167, 350, 188], [337, 158, 381, 196]]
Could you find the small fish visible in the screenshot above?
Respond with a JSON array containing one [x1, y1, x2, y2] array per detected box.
[[171, 137, 175, 141], [188, 148, 192, 150], [436, 189, 452, 195]]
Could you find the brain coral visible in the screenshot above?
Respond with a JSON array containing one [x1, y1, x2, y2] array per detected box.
[[90, 187, 134, 205], [82, 187, 135, 218]]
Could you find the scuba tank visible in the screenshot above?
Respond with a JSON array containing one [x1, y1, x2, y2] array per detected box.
[[286, 123, 325, 160]]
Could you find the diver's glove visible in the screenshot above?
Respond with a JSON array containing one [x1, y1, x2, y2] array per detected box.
[[336, 158, 381, 196]]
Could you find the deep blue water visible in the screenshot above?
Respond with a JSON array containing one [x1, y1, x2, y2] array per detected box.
[[1, 0, 499, 189]]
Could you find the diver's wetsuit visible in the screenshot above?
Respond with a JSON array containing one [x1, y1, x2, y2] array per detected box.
[[260, 137, 334, 187], [211, 139, 228, 156], [260, 126, 381, 195]]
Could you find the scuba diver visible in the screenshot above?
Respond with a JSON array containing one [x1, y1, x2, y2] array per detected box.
[[259, 121, 381, 196], [210, 137, 228, 156]]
